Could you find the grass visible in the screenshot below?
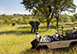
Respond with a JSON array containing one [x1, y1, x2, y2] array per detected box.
[[0, 23, 77, 54]]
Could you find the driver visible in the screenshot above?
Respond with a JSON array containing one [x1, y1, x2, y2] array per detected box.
[[35, 32, 40, 42], [31, 32, 41, 49]]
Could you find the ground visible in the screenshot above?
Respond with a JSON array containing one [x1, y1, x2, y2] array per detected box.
[[0, 23, 77, 54]]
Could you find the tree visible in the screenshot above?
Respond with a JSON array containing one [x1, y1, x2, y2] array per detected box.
[[32, 9, 46, 23], [59, 14, 72, 22], [21, 0, 54, 28], [51, 0, 76, 28], [21, 0, 76, 28], [73, 13, 77, 19]]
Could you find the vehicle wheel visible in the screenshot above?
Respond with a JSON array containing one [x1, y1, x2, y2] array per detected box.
[[73, 44, 77, 50], [69, 44, 77, 50]]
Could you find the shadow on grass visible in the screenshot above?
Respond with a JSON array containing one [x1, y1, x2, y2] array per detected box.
[[39, 25, 56, 29], [17, 26, 48, 33], [0, 25, 57, 35], [17, 26, 47, 29], [0, 30, 34, 35], [0, 30, 48, 35], [0, 26, 48, 35], [50, 25, 56, 29], [21, 48, 73, 54], [18, 26, 31, 29], [21, 49, 52, 54], [21, 49, 39, 54], [18, 25, 56, 29]]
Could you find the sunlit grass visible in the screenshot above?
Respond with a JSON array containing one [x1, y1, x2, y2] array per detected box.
[[0, 24, 56, 54], [0, 23, 77, 54]]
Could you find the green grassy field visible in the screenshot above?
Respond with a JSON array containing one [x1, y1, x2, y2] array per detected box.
[[0, 24, 77, 54]]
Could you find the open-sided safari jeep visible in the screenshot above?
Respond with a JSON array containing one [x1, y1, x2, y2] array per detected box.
[[31, 23, 77, 50]]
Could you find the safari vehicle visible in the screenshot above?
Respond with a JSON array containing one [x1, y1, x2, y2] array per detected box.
[[34, 23, 77, 50], [36, 36, 77, 49]]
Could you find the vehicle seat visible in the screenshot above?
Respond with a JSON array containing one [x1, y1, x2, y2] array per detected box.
[[65, 31, 73, 40]]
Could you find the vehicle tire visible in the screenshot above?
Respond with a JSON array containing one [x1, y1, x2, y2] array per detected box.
[[73, 44, 77, 50], [69, 44, 77, 50]]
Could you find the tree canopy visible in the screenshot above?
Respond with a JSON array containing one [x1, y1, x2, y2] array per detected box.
[[21, 0, 76, 28], [73, 13, 77, 19]]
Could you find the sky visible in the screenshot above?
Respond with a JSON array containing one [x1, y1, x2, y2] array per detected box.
[[0, 0, 31, 15], [0, 0, 77, 15]]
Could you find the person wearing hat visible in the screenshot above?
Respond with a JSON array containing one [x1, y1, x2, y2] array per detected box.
[[72, 27, 77, 39], [35, 32, 40, 42], [53, 32, 59, 40], [72, 27, 76, 34], [31, 32, 41, 49]]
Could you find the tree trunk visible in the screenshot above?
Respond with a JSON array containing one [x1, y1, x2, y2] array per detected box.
[[47, 13, 54, 28], [47, 19, 50, 28], [56, 17, 59, 28], [47, 21, 49, 28]]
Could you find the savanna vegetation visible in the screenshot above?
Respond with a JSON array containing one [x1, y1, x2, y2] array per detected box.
[[0, 21, 77, 54], [0, 0, 77, 54], [21, 0, 76, 28], [0, 13, 77, 25], [0, 6, 77, 54]]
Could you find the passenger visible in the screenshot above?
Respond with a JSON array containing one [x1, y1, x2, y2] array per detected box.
[[51, 36, 55, 41], [53, 32, 59, 40], [40, 35, 49, 42], [40, 35, 52, 42], [72, 27, 76, 34], [47, 35, 52, 42], [72, 28, 77, 39]]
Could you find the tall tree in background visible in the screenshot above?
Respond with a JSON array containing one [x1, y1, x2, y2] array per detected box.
[[52, 0, 76, 28], [73, 13, 77, 19], [21, 0, 76, 28], [21, 0, 54, 28]]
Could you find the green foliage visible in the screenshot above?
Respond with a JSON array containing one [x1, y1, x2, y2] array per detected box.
[[70, 16, 76, 22], [21, 0, 76, 28], [0, 14, 31, 25], [59, 14, 72, 22], [0, 20, 4, 25], [0, 14, 77, 25], [73, 13, 77, 19]]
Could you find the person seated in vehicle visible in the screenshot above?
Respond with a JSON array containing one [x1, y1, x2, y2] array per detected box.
[[47, 35, 55, 42], [72, 27, 77, 39], [72, 27, 76, 34], [31, 32, 41, 49], [51, 36, 55, 41], [35, 32, 41, 42], [53, 32, 59, 40], [40, 35, 51, 42], [64, 31, 73, 40]]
